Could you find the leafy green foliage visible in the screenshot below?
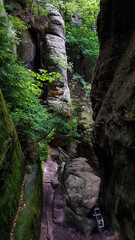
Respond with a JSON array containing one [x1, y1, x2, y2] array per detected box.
[[38, 141, 50, 163], [31, 69, 62, 88], [66, 23, 99, 60], [0, 8, 47, 143], [0, 6, 66, 144], [8, 14, 29, 34]]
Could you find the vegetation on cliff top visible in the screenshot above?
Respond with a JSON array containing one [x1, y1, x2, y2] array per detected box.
[[52, 0, 100, 61]]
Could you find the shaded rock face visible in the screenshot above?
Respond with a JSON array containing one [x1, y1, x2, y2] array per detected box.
[[53, 157, 101, 235], [91, 0, 135, 239], [17, 30, 37, 69]]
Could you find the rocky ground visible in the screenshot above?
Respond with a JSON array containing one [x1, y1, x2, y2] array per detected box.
[[39, 148, 120, 240]]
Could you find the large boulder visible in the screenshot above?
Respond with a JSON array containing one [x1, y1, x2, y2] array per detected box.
[[62, 157, 101, 216], [53, 157, 101, 235]]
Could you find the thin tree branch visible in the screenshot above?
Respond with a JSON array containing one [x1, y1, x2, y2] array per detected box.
[[30, 128, 54, 144]]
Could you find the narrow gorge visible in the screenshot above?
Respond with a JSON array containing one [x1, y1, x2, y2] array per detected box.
[[0, 0, 135, 240]]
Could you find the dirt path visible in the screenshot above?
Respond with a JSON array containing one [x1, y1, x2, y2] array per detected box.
[[39, 148, 120, 240], [39, 149, 57, 240]]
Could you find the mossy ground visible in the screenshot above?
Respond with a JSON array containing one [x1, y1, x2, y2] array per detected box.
[[0, 90, 25, 240]]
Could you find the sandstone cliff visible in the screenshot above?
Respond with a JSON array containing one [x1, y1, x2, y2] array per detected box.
[[91, 0, 135, 239], [9, 0, 71, 109]]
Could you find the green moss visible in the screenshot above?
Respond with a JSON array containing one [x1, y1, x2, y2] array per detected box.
[[14, 150, 42, 240], [0, 90, 25, 240], [112, 208, 120, 233]]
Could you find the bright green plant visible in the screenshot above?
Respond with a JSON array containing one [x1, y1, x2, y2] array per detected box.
[[8, 14, 29, 34], [31, 69, 62, 88], [38, 140, 50, 163]]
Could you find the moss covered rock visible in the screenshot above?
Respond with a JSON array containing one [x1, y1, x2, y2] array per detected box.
[[0, 90, 25, 240], [14, 147, 42, 240]]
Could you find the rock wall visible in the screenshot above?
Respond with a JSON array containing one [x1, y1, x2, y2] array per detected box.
[[0, 90, 25, 240], [91, 0, 135, 239]]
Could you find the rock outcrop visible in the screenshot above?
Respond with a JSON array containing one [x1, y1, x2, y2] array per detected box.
[[91, 0, 135, 239], [44, 4, 71, 108], [53, 157, 101, 235], [8, 1, 71, 109]]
